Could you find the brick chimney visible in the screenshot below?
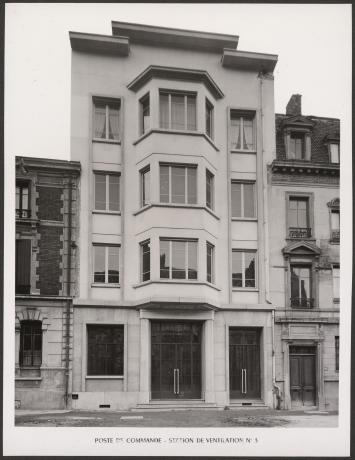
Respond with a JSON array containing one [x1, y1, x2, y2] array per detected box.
[[286, 94, 302, 116]]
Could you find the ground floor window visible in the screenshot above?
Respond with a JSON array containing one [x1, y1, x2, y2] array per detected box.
[[20, 320, 42, 367], [87, 324, 124, 376]]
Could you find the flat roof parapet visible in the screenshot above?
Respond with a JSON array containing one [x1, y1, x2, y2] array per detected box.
[[69, 31, 130, 56], [222, 49, 278, 73]]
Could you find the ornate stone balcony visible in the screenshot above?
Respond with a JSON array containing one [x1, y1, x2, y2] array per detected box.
[[290, 297, 314, 309]]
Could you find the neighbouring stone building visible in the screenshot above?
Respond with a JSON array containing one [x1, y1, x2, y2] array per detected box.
[[269, 94, 340, 410], [15, 156, 80, 409], [69, 21, 278, 410]]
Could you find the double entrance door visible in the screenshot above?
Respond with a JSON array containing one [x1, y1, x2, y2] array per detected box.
[[151, 321, 202, 400], [229, 328, 261, 399], [289, 346, 316, 408]]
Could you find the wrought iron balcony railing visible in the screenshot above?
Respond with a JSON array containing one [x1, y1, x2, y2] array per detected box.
[[331, 229, 340, 242], [288, 227, 312, 239], [290, 297, 314, 309], [16, 209, 31, 219]]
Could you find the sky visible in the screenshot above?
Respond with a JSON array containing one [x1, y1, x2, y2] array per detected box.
[[5, 3, 351, 159]]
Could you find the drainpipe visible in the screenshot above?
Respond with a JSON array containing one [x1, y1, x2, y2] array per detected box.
[[120, 98, 125, 301], [64, 176, 73, 407], [226, 107, 232, 304]]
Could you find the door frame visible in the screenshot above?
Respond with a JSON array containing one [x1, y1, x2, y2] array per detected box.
[[289, 345, 317, 408], [283, 339, 324, 410]]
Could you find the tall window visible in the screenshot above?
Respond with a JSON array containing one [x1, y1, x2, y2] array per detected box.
[[231, 182, 255, 218], [93, 99, 120, 141], [206, 170, 214, 210], [330, 143, 340, 164], [332, 265, 340, 300], [206, 242, 215, 284], [87, 325, 124, 376], [159, 92, 196, 131], [16, 239, 31, 294], [160, 239, 197, 280], [160, 164, 197, 204], [94, 173, 120, 211], [20, 320, 42, 367], [140, 167, 150, 207], [335, 336, 339, 371], [205, 98, 214, 139], [140, 240, 150, 282], [140, 93, 150, 135], [16, 181, 30, 218], [230, 111, 255, 151], [232, 251, 256, 288], [289, 132, 305, 160], [288, 197, 311, 238], [330, 210, 340, 242], [290, 265, 312, 308], [93, 245, 120, 284]]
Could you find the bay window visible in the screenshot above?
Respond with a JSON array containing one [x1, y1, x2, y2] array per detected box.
[[159, 91, 196, 131], [140, 240, 151, 282], [140, 167, 150, 207], [206, 242, 215, 284], [160, 239, 197, 280], [140, 93, 150, 135], [205, 98, 214, 139], [206, 169, 214, 210]]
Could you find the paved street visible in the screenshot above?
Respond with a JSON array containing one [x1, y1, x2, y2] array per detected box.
[[15, 409, 338, 428]]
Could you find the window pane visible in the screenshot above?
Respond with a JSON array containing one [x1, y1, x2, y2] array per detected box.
[[160, 166, 169, 203], [230, 116, 241, 150], [94, 103, 106, 138], [141, 241, 150, 281], [87, 325, 124, 376], [331, 211, 340, 230], [141, 169, 150, 206], [187, 167, 197, 204], [171, 166, 185, 203], [95, 175, 106, 210], [172, 240, 186, 279], [187, 96, 196, 130], [159, 94, 169, 129], [160, 240, 170, 278], [207, 244, 213, 283], [206, 101, 212, 137], [109, 175, 120, 211], [244, 252, 255, 287], [108, 107, 119, 140], [291, 266, 300, 300], [108, 246, 119, 283], [243, 183, 255, 218], [16, 186, 20, 209], [330, 144, 339, 163], [231, 183, 241, 217], [188, 241, 197, 280], [22, 187, 29, 210], [232, 252, 243, 287], [206, 172, 213, 209], [171, 94, 185, 130], [290, 133, 304, 159], [243, 118, 254, 150], [94, 246, 105, 283], [141, 96, 150, 134], [299, 267, 310, 301]]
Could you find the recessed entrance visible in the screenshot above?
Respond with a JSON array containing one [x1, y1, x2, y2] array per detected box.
[[229, 328, 261, 399], [151, 321, 202, 400], [289, 345, 316, 408]]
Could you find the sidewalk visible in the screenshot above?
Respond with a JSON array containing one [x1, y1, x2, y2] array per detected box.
[[15, 408, 338, 428]]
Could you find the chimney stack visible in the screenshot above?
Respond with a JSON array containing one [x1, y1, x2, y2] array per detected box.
[[286, 94, 302, 116]]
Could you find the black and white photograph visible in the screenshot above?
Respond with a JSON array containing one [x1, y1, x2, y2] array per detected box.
[[4, 3, 351, 457]]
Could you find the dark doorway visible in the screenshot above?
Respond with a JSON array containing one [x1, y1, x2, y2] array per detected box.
[[229, 328, 261, 399], [151, 322, 202, 400], [289, 345, 316, 407]]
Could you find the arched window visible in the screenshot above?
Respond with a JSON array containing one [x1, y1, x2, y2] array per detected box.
[[20, 320, 42, 367]]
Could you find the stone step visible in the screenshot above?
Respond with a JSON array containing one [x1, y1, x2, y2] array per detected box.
[[227, 400, 269, 409], [132, 402, 220, 412]]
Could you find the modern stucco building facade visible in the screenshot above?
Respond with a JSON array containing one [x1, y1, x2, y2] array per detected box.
[[268, 95, 340, 410], [69, 22, 278, 410], [15, 157, 80, 409]]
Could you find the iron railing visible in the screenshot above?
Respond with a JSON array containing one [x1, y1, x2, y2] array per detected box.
[[288, 227, 311, 239], [290, 297, 314, 309], [16, 209, 31, 219]]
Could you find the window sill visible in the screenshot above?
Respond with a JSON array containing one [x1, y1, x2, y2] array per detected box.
[[92, 210, 121, 215], [329, 240, 340, 245], [93, 138, 121, 145], [133, 202, 220, 220], [232, 288, 258, 292], [333, 298, 340, 304], [232, 217, 257, 222], [133, 279, 221, 291], [16, 377, 42, 381], [133, 128, 219, 151], [85, 375, 124, 379], [230, 149, 256, 154], [91, 283, 120, 288]]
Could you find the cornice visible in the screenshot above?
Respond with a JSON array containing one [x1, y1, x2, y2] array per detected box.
[[222, 49, 278, 73], [270, 160, 339, 178], [127, 65, 224, 99], [16, 156, 81, 175], [69, 31, 130, 56]]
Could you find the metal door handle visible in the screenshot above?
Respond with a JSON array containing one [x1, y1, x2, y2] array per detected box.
[[177, 368, 180, 394], [173, 369, 177, 394], [244, 369, 247, 394], [241, 369, 244, 394]]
